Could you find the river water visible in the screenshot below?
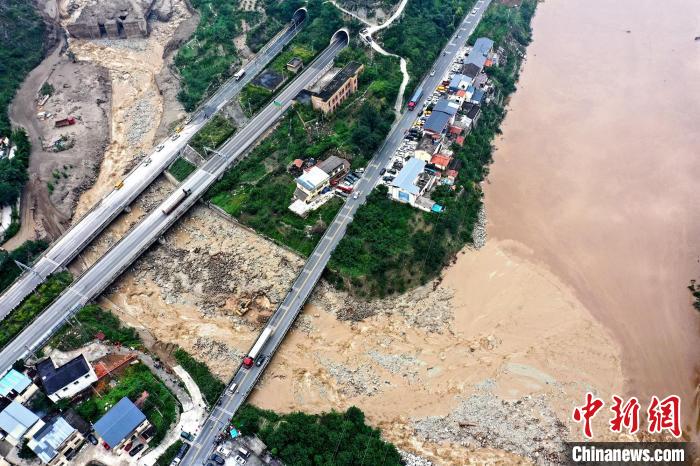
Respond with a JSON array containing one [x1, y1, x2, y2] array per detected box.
[[485, 0, 700, 433]]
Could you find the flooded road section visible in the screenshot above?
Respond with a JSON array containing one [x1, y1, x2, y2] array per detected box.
[[484, 0, 700, 431]]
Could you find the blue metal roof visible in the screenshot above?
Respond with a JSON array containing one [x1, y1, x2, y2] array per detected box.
[[28, 417, 75, 464], [472, 88, 486, 103], [424, 111, 451, 135], [449, 74, 466, 89], [0, 401, 39, 441], [434, 99, 459, 116], [0, 369, 32, 397], [465, 37, 494, 70], [93, 397, 146, 448], [392, 158, 426, 196]]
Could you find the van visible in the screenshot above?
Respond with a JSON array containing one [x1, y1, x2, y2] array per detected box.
[[227, 382, 238, 394], [237, 447, 250, 459]]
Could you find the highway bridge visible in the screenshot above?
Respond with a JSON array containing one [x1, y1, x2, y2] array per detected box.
[[181, 1, 492, 464], [0, 29, 350, 376], [0, 7, 308, 319]]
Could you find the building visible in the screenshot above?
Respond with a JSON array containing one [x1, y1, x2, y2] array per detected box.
[[389, 158, 435, 206], [93, 397, 150, 451], [433, 99, 460, 117], [464, 37, 494, 71], [423, 111, 452, 137], [471, 88, 486, 105], [0, 369, 37, 403], [414, 136, 441, 162], [0, 401, 41, 446], [28, 417, 84, 466], [286, 57, 303, 74], [430, 154, 452, 170], [461, 62, 481, 79], [448, 74, 472, 92], [36, 355, 98, 403], [311, 61, 364, 114], [65, 0, 153, 39], [462, 102, 482, 128], [294, 166, 330, 203], [316, 155, 350, 180]]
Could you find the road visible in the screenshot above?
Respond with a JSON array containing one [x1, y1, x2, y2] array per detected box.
[[181, 2, 491, 464], [0, 30, 350, 377], [0, 8, 308, 319]]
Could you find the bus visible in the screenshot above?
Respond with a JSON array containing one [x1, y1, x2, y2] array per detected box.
[[408, 86, 423, 111], [234, 69, 246, 81]]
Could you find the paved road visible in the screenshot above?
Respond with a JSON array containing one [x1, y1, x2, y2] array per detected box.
[[181, 2, 491, 464], [0, 9, 308, 319]]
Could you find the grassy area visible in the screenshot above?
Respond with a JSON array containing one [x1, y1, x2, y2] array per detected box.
[[173, 348, 225, 407], [155, 440, 184, 466], [0, 271, 72, 350], [327, 0, 538, 296], [209, 43, 401, 256], [75, 362, 178, 447], [0, 239, 48, 293], [48, 304, 141, 351], [168, 158, 196, 182], [232, 405, 402, 466], [189, 114, 236, 155]]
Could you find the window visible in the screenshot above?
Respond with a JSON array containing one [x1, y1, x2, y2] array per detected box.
[[73, 380, 80, 385], [62, 387, 69, 392]]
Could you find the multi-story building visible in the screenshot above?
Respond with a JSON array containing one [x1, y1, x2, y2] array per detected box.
[[311, 61, 364, 114], [28, 417, 84, 466], [36, 355, 98, 403], [93, 397, 151, 452]]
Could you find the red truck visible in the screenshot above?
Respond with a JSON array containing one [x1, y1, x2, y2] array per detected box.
[[54, 117, 76, 128]]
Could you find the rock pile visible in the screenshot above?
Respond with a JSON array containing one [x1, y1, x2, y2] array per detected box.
[[471, 204, 487, 249], [399, 451, 434, 466], [319, 357, 382, 397], [125, 93, 157, 147]]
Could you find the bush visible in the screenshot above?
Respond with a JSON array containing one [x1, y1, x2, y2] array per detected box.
[[155, 440, 184, 466], [0, 271, 72, 350], [232, 405, 402, 466], [189, 114, 236, 154], [168, 158, 196, 182], [173, 348, 225, 406], [49, 304, 141, 351]]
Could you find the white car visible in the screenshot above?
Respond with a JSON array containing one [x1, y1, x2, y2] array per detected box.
[[430, 69, 436, 76], [234, 455, 246, 465], [156, 144, 164, 151], [353, 192, 359, 200]]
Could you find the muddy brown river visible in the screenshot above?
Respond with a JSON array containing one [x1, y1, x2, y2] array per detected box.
[[485, 0, 700, 435]]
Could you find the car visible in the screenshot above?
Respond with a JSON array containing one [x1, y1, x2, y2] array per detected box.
[[124, 441, 133, 452], [156, 144, 164, 151], [129, 444, 145, 457], [144, 157, 152, 166], [388, 169, 397, 175], [356, 167, 365, 173], [353, 192, 359, 200], [87, 434, 98, 445], [430, 69, 436, 77], [171, 133, 180, 141], [227, 382, 238, 394], [380, 168, 386, 175], [238, 447, 251, 459], [255, 355, 267, 367], [210, 454, 225, 465], [180, 431, 195, 442], [382, 176, 394, 182], [235, 455, 246, 465]]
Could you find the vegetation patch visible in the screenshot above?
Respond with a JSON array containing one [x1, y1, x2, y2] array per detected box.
[[0, 239, 48, 293], [173, 348, 225, 407], [0, 129, 31, 209], [0, 271, 72, 350], [328, 0, 537, 296], [232, 405, 402, 465], [189, 114, 236, 155], [155, 439, 184, 466], [49, 304, 141, 351], [169, 158, 197, 182], [75, 362, 178, 447]]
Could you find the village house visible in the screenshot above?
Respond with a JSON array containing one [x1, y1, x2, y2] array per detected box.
[[310, 61, 364, 114], [36, 355, 98, 403]]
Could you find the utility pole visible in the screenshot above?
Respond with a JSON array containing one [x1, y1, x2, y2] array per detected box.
[[14, 260, 41, 278]]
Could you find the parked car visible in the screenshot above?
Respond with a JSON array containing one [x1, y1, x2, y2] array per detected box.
[[129, 444, 145, 457], [210, 454, 226, 465], [235, 455, 246, 465], [380, 168, 386, 175], [181, 431, 195, 442], [156, 144, 164, 151], [171, 133, 180, 141], [124, 442, 133, 452], [87, 434, 98, 445]]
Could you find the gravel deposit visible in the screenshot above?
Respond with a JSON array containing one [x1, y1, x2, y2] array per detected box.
[[472, 204, 487, 249], [319, 356, 382, 398], [400, 450, 434, 466]]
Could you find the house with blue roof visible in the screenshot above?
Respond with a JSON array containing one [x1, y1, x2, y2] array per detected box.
[[465, 37, 494, 71], [93, 397, 150, 451], [28, 416, 84, 466], [0, 369, 37, 402], [0, 400, 41, 446], [389, 158, 436, 206]]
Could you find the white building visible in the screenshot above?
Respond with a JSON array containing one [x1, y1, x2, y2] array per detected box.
[[36, 355, 97, 402], [293, 166, 330, 204]]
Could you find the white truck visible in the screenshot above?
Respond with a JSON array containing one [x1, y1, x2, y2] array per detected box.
[[243, 327, 272, 368], [161, 188, 191, 215]]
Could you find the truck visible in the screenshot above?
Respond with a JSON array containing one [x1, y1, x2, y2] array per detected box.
[[242, 327, 273, 368], [234, 69, 246, 81], [161, 188, 191, 215], [54, 117, 76, 128], [408, 86, 423, 111]]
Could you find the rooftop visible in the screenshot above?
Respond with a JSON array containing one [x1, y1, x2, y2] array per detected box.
[[461, 62, 481, 78], [287, 57, 303, 67], [0, 370, 32, 397], [392, 158, 426, 196], [296, 166, 330, 191], [28, 417, 75, 464], [434, 99, 460, 116], [317, 155, 349, 175], [93, 397, 146, 448], [465, 37, 494, 70], [37, 355, 92, 396], [424, 111, 451, 135], [0, 401, 39, 441], [314, 61, 363, 102], [430, 154, 452, 167]]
